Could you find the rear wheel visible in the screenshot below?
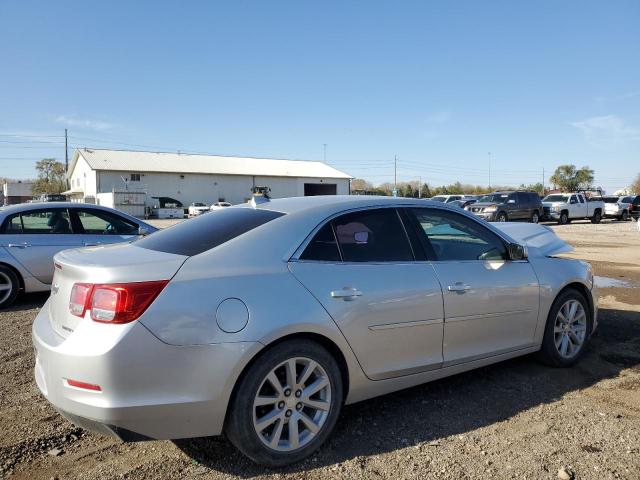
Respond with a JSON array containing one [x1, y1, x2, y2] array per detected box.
[[0, 265, 20, 309], [621, 210, 629, 221], [591, 210, 601, 224], [497, 212, 508, 222], [530, 211, 540, 223], [226, 340, 343, 466], [538, 289, 590, 367]]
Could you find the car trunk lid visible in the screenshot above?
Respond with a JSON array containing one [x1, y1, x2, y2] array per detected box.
[[49, 243, 188, 339]]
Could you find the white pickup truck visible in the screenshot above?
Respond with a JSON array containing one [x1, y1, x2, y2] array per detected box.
[[541, 192, 604, 224]]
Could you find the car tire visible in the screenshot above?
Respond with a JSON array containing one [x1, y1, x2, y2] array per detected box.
[[537, 288, 591, 367], [497, 212, 508, 222], [558, 211, 569, 225], [226, 339, 343, 467], [0, 265, 20, 309], [591, 210, 601, 224], [621, 210, 629, 221], [530, 211, 540, 224]]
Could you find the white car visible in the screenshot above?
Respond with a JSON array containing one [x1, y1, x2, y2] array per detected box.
[[541, 193, 604, 224], [602, 196, 632, 221], [429, 195, 474, 204], [210, 202, 232, 211], [187, 203, 210, 217]]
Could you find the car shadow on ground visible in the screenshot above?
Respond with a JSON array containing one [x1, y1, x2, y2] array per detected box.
[[7, 292, 50, 312], [174, 307, 640, 477]]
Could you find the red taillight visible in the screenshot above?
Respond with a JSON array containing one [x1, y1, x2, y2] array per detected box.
[[69, 283, 93, 317], [69, 280, 168, 324], [66, 379, 102, 391]]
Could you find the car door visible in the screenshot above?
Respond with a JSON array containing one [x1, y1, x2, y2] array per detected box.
[[405, 207, 540, 366], [288, 207, 445, 380], [69, 207, 142, 247], [0, 208, 83, 284]]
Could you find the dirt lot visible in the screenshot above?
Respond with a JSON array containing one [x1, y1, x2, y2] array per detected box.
[[1, 219, 639, 480]]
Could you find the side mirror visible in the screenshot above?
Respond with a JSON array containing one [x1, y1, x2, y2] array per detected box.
[[508, 243, 527, 261], [138, 226, 150, 236]]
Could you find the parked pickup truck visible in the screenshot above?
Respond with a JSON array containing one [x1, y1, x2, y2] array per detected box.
[[541, 192, 604, 224]]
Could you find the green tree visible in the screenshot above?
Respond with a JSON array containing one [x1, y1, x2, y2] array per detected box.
[[630, 173, 640, 194], [549, 165, 594, 192], [519, 182, 545, 194], [32, 158, 67, 195]]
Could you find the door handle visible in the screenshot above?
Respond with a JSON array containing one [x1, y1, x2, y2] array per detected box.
[[7, 243, 31, 249], [331, 288, 363, 300], [447, 283, 470, 293]]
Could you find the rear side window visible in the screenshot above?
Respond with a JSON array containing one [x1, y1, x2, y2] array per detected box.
[[73, 209, 138, 235], [300, 223, 341, 261], [1, 209, 72, 234], [332, 208, 413, 262], [136, 207, 284, 256]]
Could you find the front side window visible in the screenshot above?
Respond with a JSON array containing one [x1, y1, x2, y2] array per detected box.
[[409, 208, 507, 261], [19, 209, 72, 234], [333, 208, 413, 262], [74, 209, 138, 235], [578, 195, 585, 204]]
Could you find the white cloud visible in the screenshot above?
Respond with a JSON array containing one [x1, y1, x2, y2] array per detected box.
[[570, 114, 640, 147], [55, 115, 115, 131], [425, 110, 452, 124]]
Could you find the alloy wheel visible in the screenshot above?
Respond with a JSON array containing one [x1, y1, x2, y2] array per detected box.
[[553, 299, 587, 359], [252, 357, 332, 452], [531, 212, 539, 223], [0, 271, 13, 305]]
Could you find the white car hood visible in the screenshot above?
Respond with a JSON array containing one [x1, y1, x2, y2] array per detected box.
[[491, 222, 573, 256]]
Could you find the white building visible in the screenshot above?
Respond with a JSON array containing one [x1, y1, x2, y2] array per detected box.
[[64, 148, 352, 208]]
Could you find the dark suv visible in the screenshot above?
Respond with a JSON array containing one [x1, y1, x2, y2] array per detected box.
[[627, 195, 640, 220], [465, 191, 543, 223]]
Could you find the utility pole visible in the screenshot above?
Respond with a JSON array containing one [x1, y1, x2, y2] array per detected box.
[[394, 155, 397, 197], [64, 129, 68, 172], [323, 144, 327, 163], [542, 167, 545, 195], [488, 151, 492, 190], [419, 176, 422, 198]]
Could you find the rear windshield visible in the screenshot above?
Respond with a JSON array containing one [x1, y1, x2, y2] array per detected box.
[[136, 207, 285, 256], [602, 197, 620, 203], [543, 195, 569, 202]]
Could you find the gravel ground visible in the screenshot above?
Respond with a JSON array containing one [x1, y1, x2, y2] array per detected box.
[[1, 219, 639, 480]]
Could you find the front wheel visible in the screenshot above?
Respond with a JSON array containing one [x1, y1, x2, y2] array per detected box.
[[537, 289, 591, 367], [226, 340, 343, 466], [497, 212, 508, 222], [558, 211, 569, 225], [0, 265, 20, 309], [621, 210, 629, 221]]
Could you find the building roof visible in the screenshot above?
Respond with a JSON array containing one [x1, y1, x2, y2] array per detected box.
[[69, 148, 352, 180]]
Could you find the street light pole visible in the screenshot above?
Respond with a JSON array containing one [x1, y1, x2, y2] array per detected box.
[[488, 151, 492, 189]]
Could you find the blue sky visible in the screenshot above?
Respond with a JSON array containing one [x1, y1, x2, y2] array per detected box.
[[1, 0, 638, 193]]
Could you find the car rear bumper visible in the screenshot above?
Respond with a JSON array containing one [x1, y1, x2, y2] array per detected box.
[[32, 301, 258, 440]]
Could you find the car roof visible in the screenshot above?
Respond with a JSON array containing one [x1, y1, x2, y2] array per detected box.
[[249, 195, 447, 216]]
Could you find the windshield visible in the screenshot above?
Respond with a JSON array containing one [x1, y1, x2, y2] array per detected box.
[[543, 195, 570, 203], [430, 196, 447, 202], [478, 193, 509, 204]]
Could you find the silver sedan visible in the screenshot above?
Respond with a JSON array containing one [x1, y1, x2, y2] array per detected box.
[[32, 196, 597, 466], [0, 202, 156, 308]]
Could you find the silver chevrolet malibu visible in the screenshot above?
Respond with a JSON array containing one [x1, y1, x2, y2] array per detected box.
[[32, 196, 597, 466]]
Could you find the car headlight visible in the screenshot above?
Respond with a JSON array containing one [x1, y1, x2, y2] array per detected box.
[[484, 206, 497, 212], [551, 205, 560, 212]]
